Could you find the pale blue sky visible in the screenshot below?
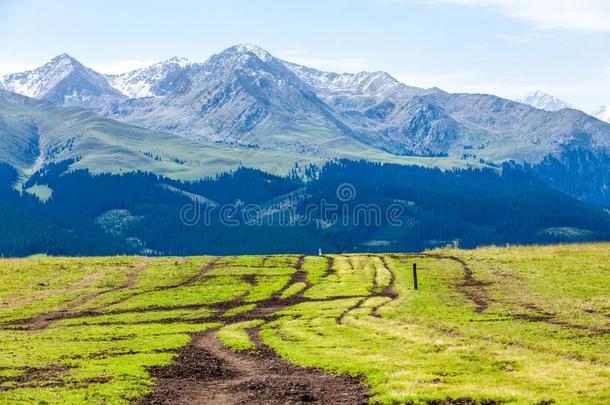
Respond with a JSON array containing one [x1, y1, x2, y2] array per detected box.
[[1, 0, 609, 111]]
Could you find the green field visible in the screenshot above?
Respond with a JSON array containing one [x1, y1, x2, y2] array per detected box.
[[0, 244, 609, 404]]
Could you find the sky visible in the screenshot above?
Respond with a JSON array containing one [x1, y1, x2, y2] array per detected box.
[[0, 0, 609, 112]]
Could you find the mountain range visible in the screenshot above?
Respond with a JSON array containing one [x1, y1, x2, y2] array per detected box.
[[1, 44, 610, 207], [1, 44, 610, 256]]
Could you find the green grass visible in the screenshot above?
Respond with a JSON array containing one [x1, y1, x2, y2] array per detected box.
[[217, 320, 265, 352], [1, 244, 609, 404], [280, 282, 307, 299]]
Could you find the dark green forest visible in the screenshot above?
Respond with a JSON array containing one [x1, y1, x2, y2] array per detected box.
[[1, 159, 609, 257]]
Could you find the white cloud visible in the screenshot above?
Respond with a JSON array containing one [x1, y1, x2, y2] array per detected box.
[[274, 50, 373, 73], [432, 0, 610, 32]]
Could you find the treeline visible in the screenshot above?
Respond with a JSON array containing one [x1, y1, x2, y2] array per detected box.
[[1, 159, 609, 257], [521, 147, 610, 208]]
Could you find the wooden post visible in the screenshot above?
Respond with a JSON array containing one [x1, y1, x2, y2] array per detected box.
[[413, 263, 418, 290]]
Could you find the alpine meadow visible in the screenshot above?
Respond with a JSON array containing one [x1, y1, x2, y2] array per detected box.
[[0, 1, 609, 404]]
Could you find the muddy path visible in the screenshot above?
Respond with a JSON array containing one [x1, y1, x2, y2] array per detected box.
[[140, 327, 368, 405], [321, 255, 335, 277], [140, 254, 371, 404], [424, 253, 490, 314]]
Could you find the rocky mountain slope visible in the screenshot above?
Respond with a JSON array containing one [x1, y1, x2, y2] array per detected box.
[[3, 45, 608, 164], [102, 44, 362, 154], [0, 89, 459, 187], [107, 57, 198, 98], [2, 45, 610, 205]]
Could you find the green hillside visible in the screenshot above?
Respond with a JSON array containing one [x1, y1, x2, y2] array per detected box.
[[0, 90, 471, 185], [0, 244, 608, 403]]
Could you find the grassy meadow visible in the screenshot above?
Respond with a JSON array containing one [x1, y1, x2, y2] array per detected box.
[[0, 244, 608, 403]]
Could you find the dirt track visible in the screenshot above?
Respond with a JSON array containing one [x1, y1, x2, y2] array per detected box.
[[140, 255, 372, 404], [140, 328, 369, 405]]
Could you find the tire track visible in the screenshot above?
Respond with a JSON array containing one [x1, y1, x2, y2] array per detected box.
[[22, 257, 153, 331], [141, 311, 368, 404], [335, 255, 399, 324], [399, 254, 609, 334], [84, 257, 220, 313], [1, 265, 103, 312], [272, 255, 307, 299], [322, 255, 335, 277]]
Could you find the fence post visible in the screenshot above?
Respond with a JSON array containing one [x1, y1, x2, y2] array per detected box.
[[413, 263, 418, 290]]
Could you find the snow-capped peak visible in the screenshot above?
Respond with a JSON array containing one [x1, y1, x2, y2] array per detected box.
[[107, 56, 199, 98], [232, 44, 273, 62], [50, 53, 78, 63], [593, 104, 610, 123], [516, 90, 572, 111], [210, 44, 275, 64], [163, 56, 193, 68], [0, 53, 92, 98]]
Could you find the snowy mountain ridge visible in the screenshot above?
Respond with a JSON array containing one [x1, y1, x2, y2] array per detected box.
[[107, 56, 200, 98], [283, 62, 422, 100], [1, 54, 120, 101], [516, 90, 572, 112], [2, 45, 610, 163]]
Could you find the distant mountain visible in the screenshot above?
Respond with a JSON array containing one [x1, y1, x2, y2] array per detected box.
[[285, 62, 426, 104], [516, 90, 572, 111], [593, 104, 610, 123], [283, 62, 454, 155], [0, 54, 123, 107], [421, 92, 610, 162], [107, 57, 199, 98], [102, 44, 363, 153], [101, 47, 610, 161], [0, 89, 207, 178], [2, 45, 610, 205], [0, 88, 455, 186], [3, 46, 608, 162], [0, 88, 284, 181]]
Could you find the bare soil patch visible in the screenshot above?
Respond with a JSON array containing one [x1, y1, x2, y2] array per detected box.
[[140, 328, 369, 405]]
